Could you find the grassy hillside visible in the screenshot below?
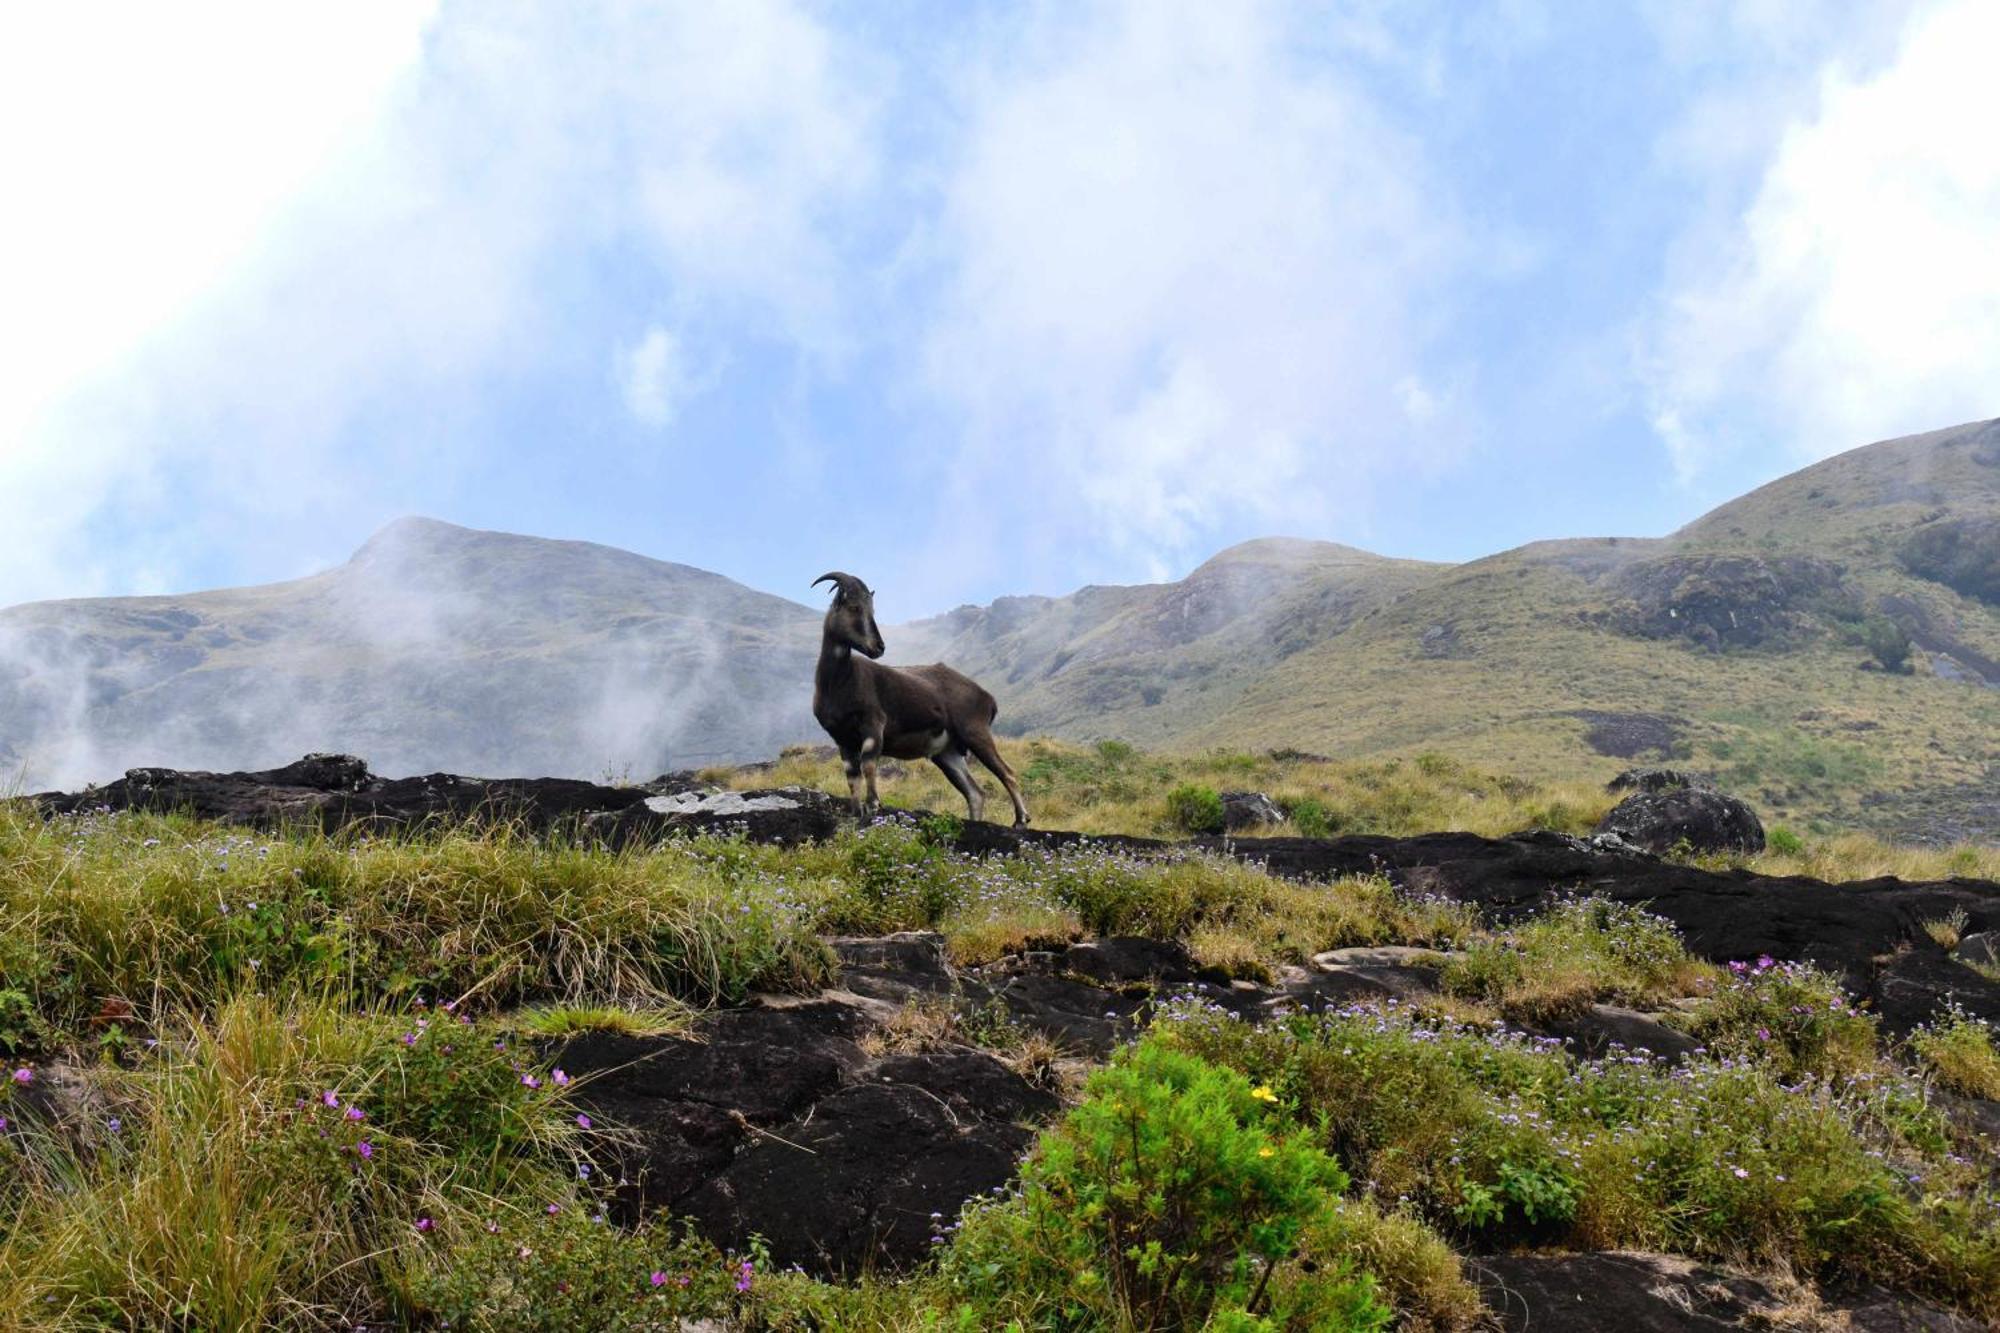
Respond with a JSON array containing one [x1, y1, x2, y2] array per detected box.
[[900, 420, 2000, 842]]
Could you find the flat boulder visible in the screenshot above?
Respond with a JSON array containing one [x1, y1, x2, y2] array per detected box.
[[1595, 786, 1765, 855], [679, 1053, 1047, 1275]]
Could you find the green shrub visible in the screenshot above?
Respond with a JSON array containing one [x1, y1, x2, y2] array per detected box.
[[1440, 898, 1705, 1020], [1282, 797, 1338, 839], [1912, 1003, 2000, 1100], [943, 1041, 1387, 1331], [1166, 784, 1227, 835], [1863, 615, 1913, 672], [1684, 957, 1878, 1082], [1767, 826, 1805, 856]]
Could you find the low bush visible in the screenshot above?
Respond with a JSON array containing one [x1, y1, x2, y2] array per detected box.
[[1439, 898, 1710, 1020], [1911, 1003, 2000, 1100], [1165, 784, 1227, 835], [942, 1041, 1388, 1331]]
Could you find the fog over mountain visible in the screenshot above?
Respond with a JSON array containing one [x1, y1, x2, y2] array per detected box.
[[5, 421, 1999, 842], [0, 518, 823, 788]]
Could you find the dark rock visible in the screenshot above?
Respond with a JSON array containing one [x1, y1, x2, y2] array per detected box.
[[679, 1077, 1038, 1275], [1957, 931, 2000, 969], [1531, 1005, 1703, 1064], [1063, 936, 1202, 984], [1607, 767, 1710, 794], [1478, 1251, 1986, 1332], [972, 972, 1147, 1057], [1606, 553, 1853, 650], [1219, 791, 1287, 831], [1572, 713, 1683, 760], [1596, 786, 1766, 855], [830, 932, 959, 1003], [868, 1049, 1060, 1125]]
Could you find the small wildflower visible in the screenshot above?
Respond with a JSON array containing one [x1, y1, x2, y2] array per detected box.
[[415, 1217, 435, 1233], [11, 1068, 32, 1086], [546, 1203, 560, 1215], [107, 1117, 122, 1134], [650, 1270, 668, 1288], [322, 1090, 340, 1108], [1249, 1084, 1277, 1103], [552, 1068, 570, 1087], [1257, 1146, 1274, 1158], [521, 1073, 541, 1090], [1732, 1166, 1749, 1179], [346, 1106, 365, 1122], [576, 1113, 593, 1129], [355, 1140, 374, 1161], [735, 1259, 754, 1293]]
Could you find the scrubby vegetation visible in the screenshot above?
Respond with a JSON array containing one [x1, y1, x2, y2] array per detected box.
[[2, 744, 1998, 1330]]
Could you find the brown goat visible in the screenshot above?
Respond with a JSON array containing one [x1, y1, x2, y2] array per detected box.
[[810, 571, 1030, 826]]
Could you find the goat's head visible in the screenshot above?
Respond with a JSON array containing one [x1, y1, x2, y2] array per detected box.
[[813, 572, 885, 659]]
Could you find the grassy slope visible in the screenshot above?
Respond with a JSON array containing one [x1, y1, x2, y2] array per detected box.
[[898, 420, 2000, 839]]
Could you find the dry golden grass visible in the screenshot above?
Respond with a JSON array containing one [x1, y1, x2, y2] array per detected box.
[[729, 738, 1616, 840]]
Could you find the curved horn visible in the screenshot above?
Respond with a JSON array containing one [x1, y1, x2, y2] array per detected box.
[[812, 571, 864, 596]]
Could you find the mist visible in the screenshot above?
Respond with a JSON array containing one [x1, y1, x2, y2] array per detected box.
[[0, 518, 826, 792]]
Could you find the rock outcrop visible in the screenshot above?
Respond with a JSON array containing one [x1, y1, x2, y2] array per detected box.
[[1595, 784, 1767, 855]]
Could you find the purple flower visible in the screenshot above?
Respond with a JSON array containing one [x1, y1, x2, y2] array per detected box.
[[521, 1073, 540, 1090], [322, 1090, 340, 1108], [650, 1270, 668, 1288], [552, 1068, 570, 1087], [576, 1113, 593, 1129], [1756, 954, 1774, 970], [11, 1068, 32, 1086], [735, 1259, 754, 1293], [346, 1106, 366, 1122], [355, 1140, 374, 1160], [546, 1202, 560, 1215], [415, 1217, 435, 1233]]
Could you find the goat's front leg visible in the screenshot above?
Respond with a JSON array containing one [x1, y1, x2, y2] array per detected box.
[[860, 733, 883, 816], [842, 747, 867, 819]]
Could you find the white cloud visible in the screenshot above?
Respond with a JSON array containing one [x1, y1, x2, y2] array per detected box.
[[617, 325, 688, 429], [0, 0, 877, 606], [921, 0, 1458, 577], [1645, 0, 2000, 472]]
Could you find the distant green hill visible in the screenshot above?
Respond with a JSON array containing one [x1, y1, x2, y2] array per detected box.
[[899, 419, 2000, 841], [4, 422, 1996, 839]]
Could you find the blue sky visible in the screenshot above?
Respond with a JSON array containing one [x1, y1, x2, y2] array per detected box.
[[3, 0, 1995, 622]]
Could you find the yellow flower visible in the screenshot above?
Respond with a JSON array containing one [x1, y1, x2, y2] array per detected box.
[[1250, 1085, 1278, 1103], [1258, 1147, 1275, 1158]]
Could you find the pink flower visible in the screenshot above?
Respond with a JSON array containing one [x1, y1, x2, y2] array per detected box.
[[521, 1073, 541, 1090], [11, 1068, 32, 1086], [415, 1217, 435, 1234], [321, 1090, 339, 1108], [651, 1270, 668, 1288], [546, 1203, 561, 1215], [552, 1068, 570, 1087], [1732, 1166, 1749, 1179], [576, 1113, 593, 1129]]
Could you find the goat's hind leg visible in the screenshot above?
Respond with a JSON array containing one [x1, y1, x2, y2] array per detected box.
[[963, 728, 1030, 827], [931, 747, 986, 823]]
